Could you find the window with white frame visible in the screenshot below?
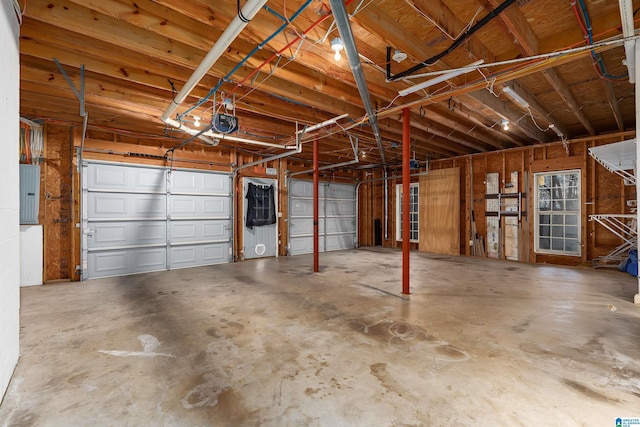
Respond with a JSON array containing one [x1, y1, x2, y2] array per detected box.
[[396, 183, 419, 242], [534, 170, 581, 255]]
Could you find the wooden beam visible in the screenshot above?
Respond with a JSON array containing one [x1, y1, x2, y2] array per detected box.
[[504, 81, 570, 138], [478, 0, 594, 136], [467, 90, 549, 143], [542, 68, 596, 135]]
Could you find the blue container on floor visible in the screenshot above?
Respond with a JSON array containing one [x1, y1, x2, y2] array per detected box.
[[626, 249, 638, 276]]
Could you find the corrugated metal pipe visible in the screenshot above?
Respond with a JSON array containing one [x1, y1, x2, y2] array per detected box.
[[329, 0, 386, 166]]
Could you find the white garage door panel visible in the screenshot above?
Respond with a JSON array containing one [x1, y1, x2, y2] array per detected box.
[[290, 218, 325, 235], [170, 170, 229, 195], [289, 237, 325, 254], [84, 162, 232, 279], [289, 199, 325, 217], [88, 247, 167, 278], [170, 195, 230, 218], [289, 180, 325, 198], [89, 164, 165, 193], [325, 234, 356, 251], [88, 221, 166, 249], [170, 220, 230, 243], [170, 242, 230, 269], [325, 200, 356, 216], [325, 217, 355, 233], [325, 183, 355, 199], [288, 180, 356, 256], [89, 193, 166, 219]]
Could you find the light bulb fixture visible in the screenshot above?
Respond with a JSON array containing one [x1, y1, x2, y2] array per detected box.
[[331, 37, 344, 62], [392, 49, 408, 63], [502, 86, 529, 108], [501, 119, 509, 131], [193, 116, 201, 127], [549, 123, 563, 138], [398, 59, 484, 97]]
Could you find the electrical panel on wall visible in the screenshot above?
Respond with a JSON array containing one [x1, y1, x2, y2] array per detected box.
[[19, 164, 40, 224]]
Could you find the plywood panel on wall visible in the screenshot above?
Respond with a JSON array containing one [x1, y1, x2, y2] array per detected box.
[[419, 168, 460, 255], [44, 123, 73, 282]]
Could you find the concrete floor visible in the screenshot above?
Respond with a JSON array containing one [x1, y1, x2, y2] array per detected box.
[[1, 248, 639, 426]]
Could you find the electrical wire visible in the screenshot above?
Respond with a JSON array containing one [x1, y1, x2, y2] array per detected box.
[[12, 0, 25, 25], [237, 0, 250, 23], [387, 0, 517, 81], [572, 0, 627, 81], [403, 0, 483, 42]]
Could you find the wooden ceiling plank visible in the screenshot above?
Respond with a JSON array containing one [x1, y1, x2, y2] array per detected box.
[[25, 1, 369, 122], [504, 80, 570, 138], [479, 0, 595, 136], [67, 0, 399, 113], [598, 78, 625, 131], [352, 1, 540, 149], [542, 68, 596, 135], [461, 90, 549, 143]]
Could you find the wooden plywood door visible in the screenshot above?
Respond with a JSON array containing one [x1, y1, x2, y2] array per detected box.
[[419, 168, 460, 255]]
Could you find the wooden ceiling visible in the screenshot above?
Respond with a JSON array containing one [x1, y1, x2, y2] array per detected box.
[[19, 0, 637, 168]]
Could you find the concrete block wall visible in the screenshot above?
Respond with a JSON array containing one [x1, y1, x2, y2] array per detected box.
[[0, 0, 21, 402]]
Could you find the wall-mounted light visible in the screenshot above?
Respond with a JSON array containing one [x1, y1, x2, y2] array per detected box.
[[331, 37, 344, 61], [502, 119, 509, 131], [502, 86, 529, 108], [398, 60, 484, 97], [193, 116, 201, 127]]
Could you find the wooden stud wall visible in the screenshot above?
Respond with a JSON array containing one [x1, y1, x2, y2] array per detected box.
[[428, 132, 635, 266], [39, 123, 636, 278], [43, 123, 73, 282], [41, 125, 358, 279], [355, 131, 635, 267]]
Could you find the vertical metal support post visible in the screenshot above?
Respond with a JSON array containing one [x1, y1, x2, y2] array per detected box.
[[402, 108, 411, 295], [313, 138, 320, 273], [634, 40, 640, 304]]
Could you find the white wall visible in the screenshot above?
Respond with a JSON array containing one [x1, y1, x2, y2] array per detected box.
[[0, 0, 21, 403]]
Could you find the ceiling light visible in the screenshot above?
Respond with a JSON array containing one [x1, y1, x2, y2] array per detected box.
[[193, 116, 201, 127], [392, 49, 408, 63], [398, 60, 484, 97], [503, 86, 529, 108], [331, 37, 344, 61], [502, 119, 509, 131]]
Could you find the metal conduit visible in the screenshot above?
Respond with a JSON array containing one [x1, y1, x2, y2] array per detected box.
[[181, 0, 314, 119], [288, 136, 359, 177], [161, 0, 267, 124], [329, 0, 386, 166]]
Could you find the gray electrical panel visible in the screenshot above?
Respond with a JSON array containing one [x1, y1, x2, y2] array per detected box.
[[20, 164, 40, 224]]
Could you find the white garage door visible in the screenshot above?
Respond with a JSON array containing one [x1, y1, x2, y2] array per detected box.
[[82, 162, 231, 279], [288, 179, 356, 255]]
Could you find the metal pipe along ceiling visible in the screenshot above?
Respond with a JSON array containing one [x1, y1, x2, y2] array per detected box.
[[161, 0, 268, 123], [329, 0, 386, 166]]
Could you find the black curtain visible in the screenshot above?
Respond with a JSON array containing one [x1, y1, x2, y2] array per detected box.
[[245, 182, 276, 229]]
